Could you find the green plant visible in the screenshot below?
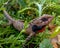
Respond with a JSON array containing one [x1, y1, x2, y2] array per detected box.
[[39, 39, 53, 48], [0, 0, 60, 48]]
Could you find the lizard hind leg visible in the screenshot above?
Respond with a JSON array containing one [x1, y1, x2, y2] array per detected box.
[[2, 20, 12, 27], [6, 20, 12, 26]]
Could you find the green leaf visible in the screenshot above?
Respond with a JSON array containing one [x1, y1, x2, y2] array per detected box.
[[39, 39, 53, 48], [50, 26, 60, 38]]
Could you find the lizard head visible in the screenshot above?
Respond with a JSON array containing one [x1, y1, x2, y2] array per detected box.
[[39, 14, 54, 25], [32, 14, 54, 33], [32, 14, 54, 26]]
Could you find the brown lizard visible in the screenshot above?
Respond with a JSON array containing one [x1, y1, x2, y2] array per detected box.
[[3, 10, 53, 47], [2, 0, 54, 48], [3, 10, 53, 34]]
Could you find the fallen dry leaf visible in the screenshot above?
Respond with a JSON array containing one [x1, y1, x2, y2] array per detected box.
[[57, 35, 60, 43], [48, 24, 56, 32], [51, 37, 58, 48]]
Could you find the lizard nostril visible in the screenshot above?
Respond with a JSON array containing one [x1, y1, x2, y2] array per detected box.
[[41, 18, 48, 22]]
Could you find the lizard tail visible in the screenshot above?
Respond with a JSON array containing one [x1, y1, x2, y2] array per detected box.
[[3, 10, 14, 22]]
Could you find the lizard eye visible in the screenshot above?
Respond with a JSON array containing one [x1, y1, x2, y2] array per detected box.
[[41, 18, 48, 22]]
